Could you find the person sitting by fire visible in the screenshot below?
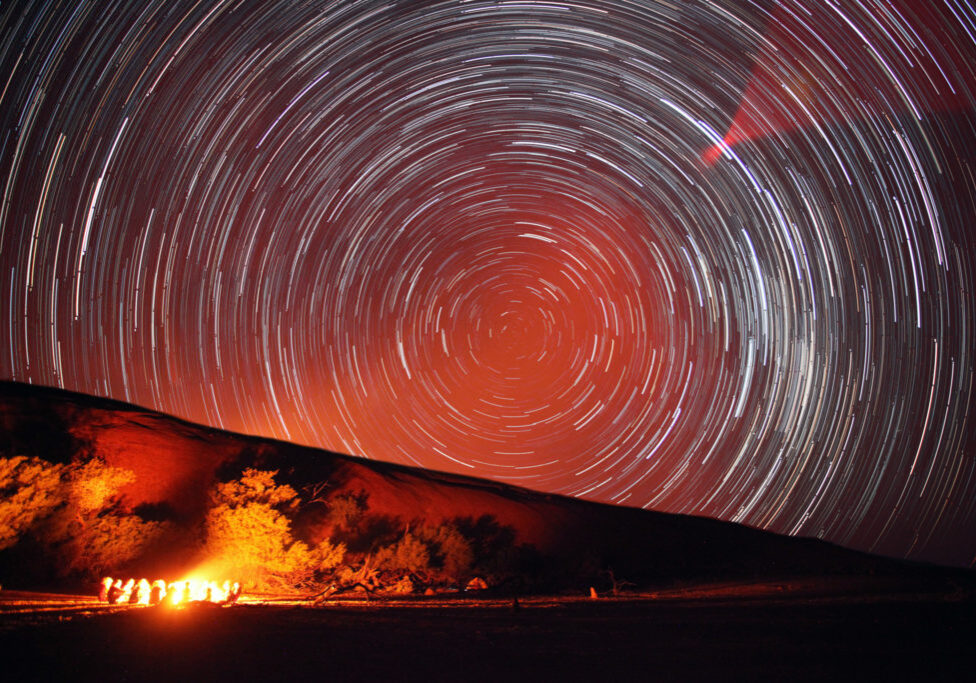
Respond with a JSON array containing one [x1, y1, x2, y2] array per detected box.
[[134, 579, 151, 604], [119, 578, 135, 603], [99, 577, 113, 602], [149, 580, 166, 605], [107, 579, 124, 604], [225, 581, 242, 605], [100, 576, 241, 605]]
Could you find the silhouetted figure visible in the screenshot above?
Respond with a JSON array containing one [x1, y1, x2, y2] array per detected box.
[[149, 580, 166, 605], [135, 579, 151, 604], [99, 577, 113, 602], [226, 582, 242, 605], [181, 581, 191, 604], [108, 579, 124, 604], [120, 578, 135, 604]]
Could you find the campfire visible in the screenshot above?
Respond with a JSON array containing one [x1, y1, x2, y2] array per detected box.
[[100, 576, 241, 606]]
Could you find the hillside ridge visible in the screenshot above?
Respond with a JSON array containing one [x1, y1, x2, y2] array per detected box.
[[1, 380, 967, 593]]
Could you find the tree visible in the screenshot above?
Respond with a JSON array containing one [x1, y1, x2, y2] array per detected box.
[[211, 468, 300, 509], [374, 530, 430, 578], [203, 469, 344, 591], [57, 512, 169, 577], [327, 490, 368, 531], [424, 523, 474, 582], [1, 455, 171, 576], [44, 459, 170, 576], [0, 456, 64, 551]]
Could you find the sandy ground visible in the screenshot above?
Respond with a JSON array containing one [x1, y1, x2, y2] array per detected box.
[[1, 579, 974, 682]]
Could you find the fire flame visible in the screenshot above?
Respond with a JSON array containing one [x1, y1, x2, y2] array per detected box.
[[100, 576, 241, 607]]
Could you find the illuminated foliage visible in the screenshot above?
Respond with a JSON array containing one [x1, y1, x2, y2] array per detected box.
[[0, 454, 170, 577], [56, 513, 169, 576], [320, 492, 517, 589], [44, 459, 170, 576], [204, 469, 344, 591], [67, 459, 135, 513], [422, 523, 474, 582], [327, 491, 368, 531], [371, 524, 477, 585], [374, 530, 430, 577], [211, 468, 300, 509], [205, 501, 310, 588], [0, 456, 64, 551], [310, 537, 346, 572]]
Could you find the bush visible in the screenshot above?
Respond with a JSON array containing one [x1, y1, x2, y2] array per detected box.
[[44, 459, 171, 577], [56, 513, 170, 576], [1, 455, 172, 578], [67, 459, 134, 513], [419, 523, 474, 583], [203, 469, 344, 591], [327, 491, 368, 530], [0, 456, 64, 551], [211, 468, 300, 508], [374, 530, 430, 578]]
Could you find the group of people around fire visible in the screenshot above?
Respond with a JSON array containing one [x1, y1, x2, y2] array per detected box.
[[99, 577, 242, 606]]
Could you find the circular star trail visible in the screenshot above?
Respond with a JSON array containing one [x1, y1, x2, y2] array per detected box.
[[1, 0, 975, 567]]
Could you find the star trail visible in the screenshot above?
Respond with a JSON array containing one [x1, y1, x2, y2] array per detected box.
[[1, 0, 975, 567]]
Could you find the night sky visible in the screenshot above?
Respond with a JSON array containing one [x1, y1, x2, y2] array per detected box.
[[1, 0, 975, 567]]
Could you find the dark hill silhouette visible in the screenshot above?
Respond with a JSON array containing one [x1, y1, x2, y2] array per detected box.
[[0, 380, 969, 592]]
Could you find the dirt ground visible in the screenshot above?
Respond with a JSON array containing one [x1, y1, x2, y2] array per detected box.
[[1, 579, 974, 681]]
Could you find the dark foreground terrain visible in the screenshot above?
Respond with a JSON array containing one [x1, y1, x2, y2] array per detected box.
[[2, 579, 974, 682]]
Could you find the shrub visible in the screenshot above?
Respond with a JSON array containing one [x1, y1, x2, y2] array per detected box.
[[56, 512, 170, 576], [420, 523, 474, 583], [203, 469, 344, 591], [327, 491, 368, 531], [67, 459, 134, 513], [211, 468, 300, 508], [374, 530, 430, 578], [0, 456, 64, 551], [43, 459, 171, 577]]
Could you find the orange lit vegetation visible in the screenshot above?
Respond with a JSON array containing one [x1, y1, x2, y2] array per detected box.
[[202, 468, 346, 590], [0, 456, 64, 550], [200, 470, 530, 595], [1, 455, 172, 575], [2, 455, 528, 596]]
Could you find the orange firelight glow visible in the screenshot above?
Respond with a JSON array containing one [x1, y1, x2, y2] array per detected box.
[[165, 579, 238, 606], [101, 576, 241, 606]]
